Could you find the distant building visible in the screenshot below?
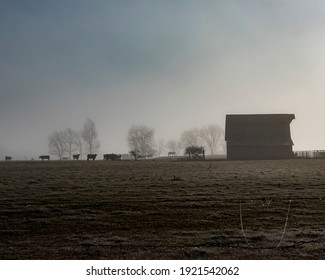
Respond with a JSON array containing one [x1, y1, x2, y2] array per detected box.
[[225, 114, 295, 160]]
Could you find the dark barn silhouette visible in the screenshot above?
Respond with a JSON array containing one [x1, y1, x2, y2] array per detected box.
[[225, 114, 295, 160]]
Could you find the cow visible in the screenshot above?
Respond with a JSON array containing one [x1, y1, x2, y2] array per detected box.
[[5, 156, 12, 161], [39, 155, 50, 160], [73, 154, 80, 160], [103, 153, 122, 160], [87, 154, 97, 160]]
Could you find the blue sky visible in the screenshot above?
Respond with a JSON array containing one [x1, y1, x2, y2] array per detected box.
[[1, 0, 325, 158]]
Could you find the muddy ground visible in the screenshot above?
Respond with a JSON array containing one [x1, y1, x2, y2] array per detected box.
[[0, 159, 325, 259]]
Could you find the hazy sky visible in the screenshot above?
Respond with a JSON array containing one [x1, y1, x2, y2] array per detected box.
[[2, 0, 325, 158]]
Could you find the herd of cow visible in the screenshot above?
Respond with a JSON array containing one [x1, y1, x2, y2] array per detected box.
[[4, 153, 123, 161]]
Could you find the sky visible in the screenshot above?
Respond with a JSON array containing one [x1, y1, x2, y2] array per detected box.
[[1, 0, 325, 158]]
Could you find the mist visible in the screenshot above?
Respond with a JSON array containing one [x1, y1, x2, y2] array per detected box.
[[2, 0, 325, 158]]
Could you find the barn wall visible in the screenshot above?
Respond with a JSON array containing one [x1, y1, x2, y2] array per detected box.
[[226, 121, 293, 144], [227, 144, 293, 160]]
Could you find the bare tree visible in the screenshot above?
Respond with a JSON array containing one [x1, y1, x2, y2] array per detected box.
[[167, 139, 182, 155], [81, 118, 100, 154], [180, 128, 203, 150], [220, 129, 227, 154], [127, 125, 155, 160], [156, 139, 166, 157], [48, 130, 68, 159], [65, 128, 80, 159], [74, 132, 84, 159], [199, 124, 223, 155]]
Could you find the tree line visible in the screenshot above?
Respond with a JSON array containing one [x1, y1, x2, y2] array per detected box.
[[48, 119, 225, 160], [48, 118, 100, 160], [127, 124, 225, 159]]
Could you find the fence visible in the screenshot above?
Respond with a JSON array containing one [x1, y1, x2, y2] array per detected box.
[[294, 150, 325, 159]]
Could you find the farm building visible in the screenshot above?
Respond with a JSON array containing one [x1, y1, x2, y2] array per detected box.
[[225, 114, 295, 160]]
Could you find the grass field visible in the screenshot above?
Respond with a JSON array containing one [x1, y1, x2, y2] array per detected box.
[[1, 158, 325, 259]]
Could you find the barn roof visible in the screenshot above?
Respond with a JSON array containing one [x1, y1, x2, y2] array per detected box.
[[225, 114, 295, 145]]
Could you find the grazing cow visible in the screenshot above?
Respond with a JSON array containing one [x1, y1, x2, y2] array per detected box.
[[87, 154, 97, 160], [73, 154, 80, 160], [103, 153, 122, 160], [5, 156, 12, 161], [39, 155, 50, 160]]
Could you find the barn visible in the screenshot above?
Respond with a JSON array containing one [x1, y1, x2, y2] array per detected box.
[[225, 114, 295, 160]]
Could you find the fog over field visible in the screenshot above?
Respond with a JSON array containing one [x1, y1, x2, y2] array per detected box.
[[1, 1, 325, 157]]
